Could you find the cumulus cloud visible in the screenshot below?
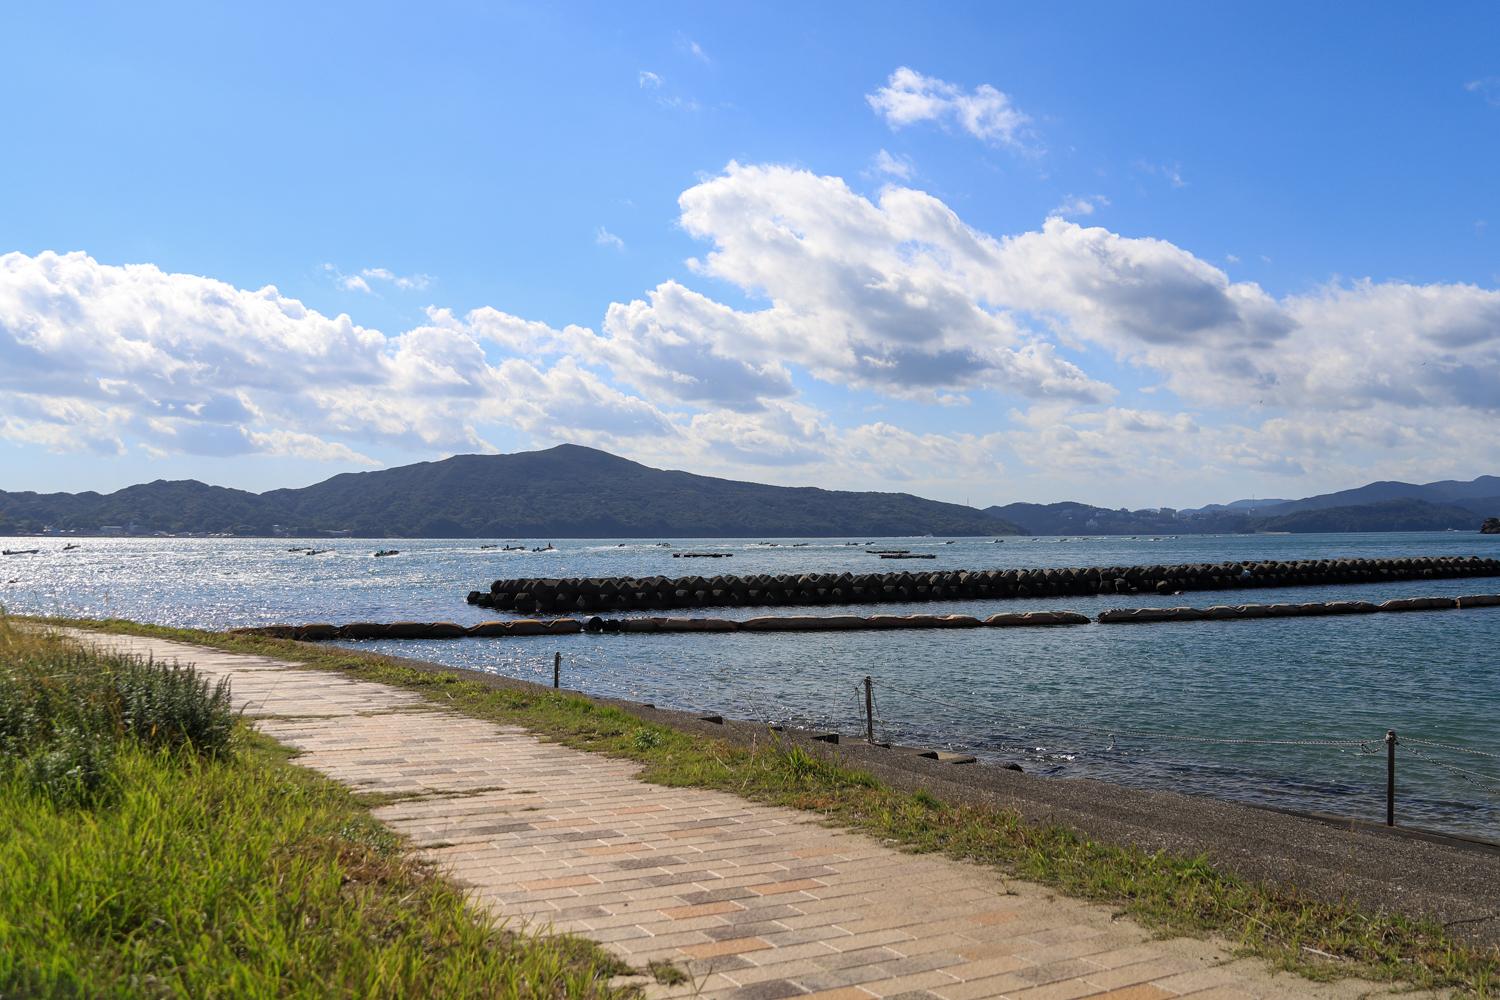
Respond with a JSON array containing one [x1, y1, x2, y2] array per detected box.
[[0, 251, 673, 464], [651, 162, 1500, 482], [673, 162, 1112, 402], [867, 67, 1030, 147], [6, 156, 1500, 501]]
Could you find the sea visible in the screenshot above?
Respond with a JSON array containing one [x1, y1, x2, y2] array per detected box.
[[4, 531, 1498, 841]]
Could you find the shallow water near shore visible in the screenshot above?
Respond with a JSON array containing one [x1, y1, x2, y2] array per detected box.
[[4, 531, 1498, 839]]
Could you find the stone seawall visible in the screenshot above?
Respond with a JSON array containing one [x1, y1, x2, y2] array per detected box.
[[232, 593, 1499, 642], [232, 610, 1090, 641], [466, 555, 1500, 614]]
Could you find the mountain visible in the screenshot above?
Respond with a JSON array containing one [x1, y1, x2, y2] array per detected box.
[[0, 481, 278, 535], [1184, 498, 1291, 514], [1232, 476, 1500, 516], [1251, 499, 1485, 533], [0, 444, 1022, 538], [984, 501, 1258, 536], [5, 448, 1497, 538], [982, 478, 1500, 536]]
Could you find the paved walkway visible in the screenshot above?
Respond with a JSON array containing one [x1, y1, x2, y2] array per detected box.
[[65, 630, 1425, 1000]]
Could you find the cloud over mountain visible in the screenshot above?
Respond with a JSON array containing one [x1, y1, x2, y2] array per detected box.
[[3, 159, 1498, 501]]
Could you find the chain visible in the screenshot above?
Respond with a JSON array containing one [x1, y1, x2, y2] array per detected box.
[[1402, 745, 1500, 792], [878, 680, 1374, 749], [1400, 737, 1500, 760]]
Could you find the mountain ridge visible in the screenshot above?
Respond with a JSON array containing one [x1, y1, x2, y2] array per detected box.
[[2, 445, 1497, 537], [0, 444, 1022, 538]]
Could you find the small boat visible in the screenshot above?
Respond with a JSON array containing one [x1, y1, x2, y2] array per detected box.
[[532, 544, 555, 552], [479, 544, 498, 550], [62, 543, 80, 551], [373, 549, 399, 557], [2, 549, 40, 556], [880, 552, 936, 559], [502, 544, 526, 551], [304, 548, 332, 556]]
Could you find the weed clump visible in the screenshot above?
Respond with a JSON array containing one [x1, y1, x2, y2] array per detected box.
[[0, 621, 234, 804]]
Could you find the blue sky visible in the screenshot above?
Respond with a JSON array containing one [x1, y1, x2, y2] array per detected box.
[[2, 2, 1497, 507]]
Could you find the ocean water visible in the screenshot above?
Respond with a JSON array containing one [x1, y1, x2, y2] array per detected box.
[[4, 531, 1498, 839]]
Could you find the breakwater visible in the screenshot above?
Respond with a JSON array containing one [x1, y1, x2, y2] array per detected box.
[[234, 593, 1500, 641], [234, 609, 1091, 641], [465, 554, 1500, 614]]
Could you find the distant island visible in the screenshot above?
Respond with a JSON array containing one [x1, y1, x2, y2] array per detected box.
[[1, 444, 1496, 538]]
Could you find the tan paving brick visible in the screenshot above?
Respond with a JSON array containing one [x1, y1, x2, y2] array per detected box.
[[749, 877, 828, 896], [1093, 985, 1175, 1000], [1081, 961, 1195, 991], [679, 936, 774, 959], [660, 900, 748, 919], [518, 874, 601, 890]]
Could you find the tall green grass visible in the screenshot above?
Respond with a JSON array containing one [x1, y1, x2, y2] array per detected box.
[[0, 622, 234, 804], [0, 622, 639, 998]]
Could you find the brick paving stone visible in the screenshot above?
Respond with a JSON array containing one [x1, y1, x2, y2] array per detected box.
[[1094, 985, 1175, 1000], [59, 630, 1436, 1000], [1081, 961, 1196, 991], [680, 937, 775, 960]]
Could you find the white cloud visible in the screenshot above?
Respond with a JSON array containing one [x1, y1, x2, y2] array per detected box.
[[244, 429, 377, 464], [595, 227, 626, 251], [871, 149, 914, 179], [324, 263, 430, 293], [7, 156, 1500, 503], [361, 267, 430, 291], [1136, 160, 1187, 188], [657, 95, 700, 112], [438, 285, 796, 412], [0, 251, 673, 463], [672, 162, 1111, 403], [677, 34, 710, 63], [866, 67, 1030, 147], [638, 70, 663, 89], [1049, 194, 1109, 219], [1466, 77, 1500, 107]]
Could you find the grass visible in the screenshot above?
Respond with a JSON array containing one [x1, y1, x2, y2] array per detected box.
[[30, 615, 1500, 997], [0, 621, 639, 998]]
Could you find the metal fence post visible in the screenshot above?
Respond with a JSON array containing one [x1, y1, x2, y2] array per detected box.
[[864, 676, 875, 744], [1385, 729, 1397, 826], [554, 651, 561, 689]]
